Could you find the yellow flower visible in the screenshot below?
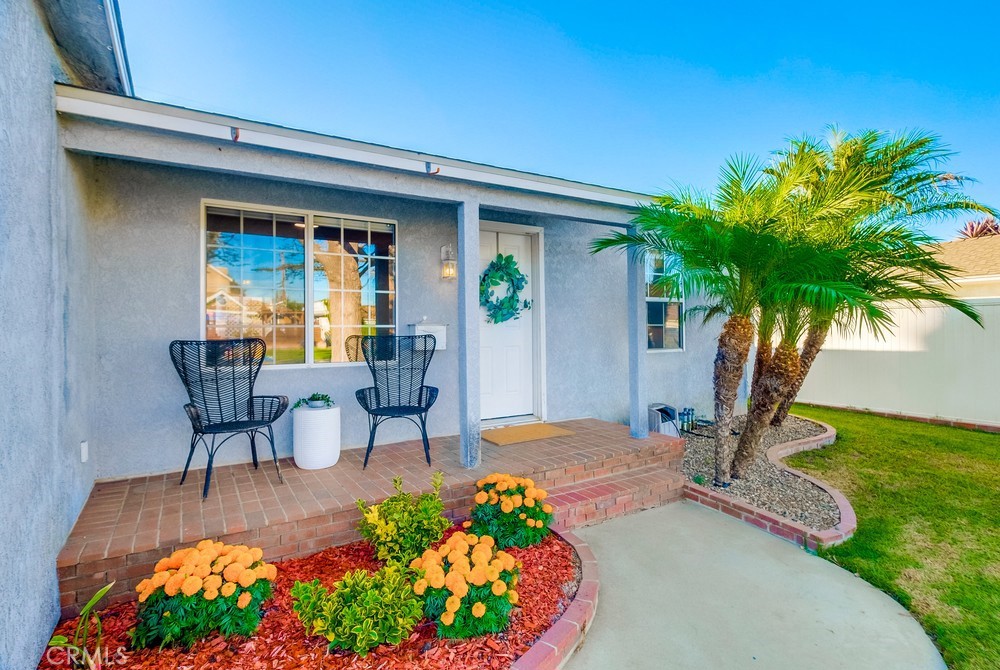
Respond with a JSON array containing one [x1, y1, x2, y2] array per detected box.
[[428, 568, 446, 590], [196, 539, 215, 551], [203, 575, 223, 592], [524, 497, 536, 508], [410, 557, 423, 570], [203, 589, 219, 601], [413, 578, 428, 595], [151, 572, 171, 588], [450, 579, 469, 599], [526, 518, 535, 528], [265, 564, 278, 581], [519, 513, 527, 520], [485, 566, 500, 582], [465, 534, 478, 545], [238, 570, 257, 588], [193, 563, 212, 579], [542, 503, 553, 514], [154, 558, 171, 573], [447, 549, 465, 565], [478, 536, 495, 549], [468, 567, 488, 587], [474, 491, 489, 505], [510, 494, 523, 508], [250, 547, 264, 563], [220, 582, 237, 598], [507, 590, 519, 605], [462, 520, 473, 528], [236, 592, 252, 609], [471, 602, 486, 618], [136, 579, 151, 594], [491, 580, 507, 596], [524, 488, 537, 500], [500, 499, 514, 514], [181, 576, 203, 597], [445, 595, 461, 613], [440, 611, 455, 626]]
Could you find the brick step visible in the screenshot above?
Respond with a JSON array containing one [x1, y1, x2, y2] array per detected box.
[[546, 463, 685, 530]]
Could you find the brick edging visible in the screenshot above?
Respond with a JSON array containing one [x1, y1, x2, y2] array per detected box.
[[683, 417, 857, 551], [511, 528, 599, 670]]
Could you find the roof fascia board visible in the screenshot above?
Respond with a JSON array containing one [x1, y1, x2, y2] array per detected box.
[[55, 85, 648, 208]]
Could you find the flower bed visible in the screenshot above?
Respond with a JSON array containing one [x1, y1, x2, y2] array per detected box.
[[40, 527, 580, 669]]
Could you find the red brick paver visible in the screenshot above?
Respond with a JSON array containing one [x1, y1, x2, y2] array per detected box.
[[57, 419, 683, 617]]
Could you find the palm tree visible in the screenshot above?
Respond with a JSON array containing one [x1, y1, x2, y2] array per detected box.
[[754, 130, 993, 433], [592, 156, 863, 484]]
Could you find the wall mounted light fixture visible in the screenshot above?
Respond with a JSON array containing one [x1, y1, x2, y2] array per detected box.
[[440, 244, 457, 280]]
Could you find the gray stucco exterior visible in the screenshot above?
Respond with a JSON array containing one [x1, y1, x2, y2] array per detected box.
[[80, 158, 723, 479]]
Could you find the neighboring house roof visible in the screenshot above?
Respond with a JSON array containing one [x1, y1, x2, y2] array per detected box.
[[39, 0, 132, 95], [934, 236, 1000, 279]]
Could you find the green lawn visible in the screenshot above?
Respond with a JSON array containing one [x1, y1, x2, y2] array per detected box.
[[786, 405, 1000, 670]]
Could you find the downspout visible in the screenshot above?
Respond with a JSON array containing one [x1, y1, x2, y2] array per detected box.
[[103, 0, 134, 97]]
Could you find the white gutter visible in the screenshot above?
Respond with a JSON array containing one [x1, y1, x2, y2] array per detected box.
[[103, 0, 134, 97], [55, 86, 648, 208]]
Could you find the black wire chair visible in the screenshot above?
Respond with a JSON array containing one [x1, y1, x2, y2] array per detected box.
[[169, 338, 288, 497], [354, 334, 438, 468]]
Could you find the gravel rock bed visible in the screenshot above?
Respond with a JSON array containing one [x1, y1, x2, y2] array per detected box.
[[682, 415, 840, 530]]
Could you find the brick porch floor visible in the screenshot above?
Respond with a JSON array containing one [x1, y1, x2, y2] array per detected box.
[[56, 418, 683, 617]]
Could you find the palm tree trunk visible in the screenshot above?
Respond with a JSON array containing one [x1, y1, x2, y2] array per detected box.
[[770, 323, 830, 427], [732, 342, 801, 477], [712, 314, 754, 486]]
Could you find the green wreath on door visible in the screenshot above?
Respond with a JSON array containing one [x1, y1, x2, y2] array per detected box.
[[479, 254, 532, 324]]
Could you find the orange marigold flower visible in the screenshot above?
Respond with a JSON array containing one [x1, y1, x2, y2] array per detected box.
[[428, 569, 446, 590], [154, 558, 171, 573], [507, 590, 519, 605], [413, 579, 428, 596], [524, 487, 537, 500], [196, 539, 214, 551], [478, 536, 495, 548], [445, 595, 461, 613], [485, 566, 500, 582], [163, 574, 185, 597], [254, 565, 268, 580], [452, 539, 470, 555], [223, 563, 244, 583], [468, 567, 488, 587], [465, 534, 478, 545], [249, 547, 264, 563], [511, 575, 518, 588], [500, 499, 514, 514], [491, 580, 507, 596], [498, 552, 516, 572], [181, 576, 203, 597], [409, 557, 423, 570], [138, 587, 154, 603], [136, 579, 151, 594], [193, 563, 212, 579], [471, 602, 486, 618], [450, 579, 469, 599], [203, 575, 223, 592], [525, 518, 535, 528], [238, 570, 257, 588], [203, 589, 219, 601], [447, 549, 465, 565], [422, 549, 441, 564], [440, 611, 455, 626], [496, 481, 509, 492], [236, 592, 252, 609], [510, 494, 523, 508], [488, 492, 499, 505], [462, 520, 473, 528], [524, 497, 536, 508], [542, 503, 553, 514], [265, 564, 278, 581], [151, 572, 171, 588], [235, 552, 254, 568], [523, 478, 535, 489], [220, 582, 237, 598], [536, 489, 548, 501], [474, 491, 489, 505], [519, 513, 527, 520]]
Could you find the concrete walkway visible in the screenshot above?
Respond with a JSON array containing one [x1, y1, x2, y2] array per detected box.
[[568, 503, 944, 670]]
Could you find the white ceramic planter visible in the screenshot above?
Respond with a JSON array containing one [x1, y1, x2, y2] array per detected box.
[[292, 405, 341, 469]]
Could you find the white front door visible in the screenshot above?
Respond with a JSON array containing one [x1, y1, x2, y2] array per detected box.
[[480, 230, 535, 420]]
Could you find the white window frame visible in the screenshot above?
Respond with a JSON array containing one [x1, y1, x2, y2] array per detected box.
[[644, 253, 685, 353], [199, 198, 399, 369]]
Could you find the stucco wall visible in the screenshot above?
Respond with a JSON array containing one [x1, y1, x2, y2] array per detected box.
[[0, 1, 96, 666], [82, 159, 725, 480]]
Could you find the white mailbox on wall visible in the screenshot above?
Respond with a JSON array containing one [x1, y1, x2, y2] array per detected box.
[[409, 321, 447, 350]]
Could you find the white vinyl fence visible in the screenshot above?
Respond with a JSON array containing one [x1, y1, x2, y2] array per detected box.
[[797, 298, 1000, 428]]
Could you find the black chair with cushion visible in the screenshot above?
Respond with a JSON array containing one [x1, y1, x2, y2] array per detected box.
[[355, 334, 438, 468], [169, 338, 288, 497]]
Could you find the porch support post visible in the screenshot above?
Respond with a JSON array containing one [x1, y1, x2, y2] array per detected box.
[[627, 241, 649, 438], [457, 200, 482, 467]]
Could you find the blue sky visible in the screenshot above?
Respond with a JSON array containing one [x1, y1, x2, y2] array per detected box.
[[118, 1, 999, 240]]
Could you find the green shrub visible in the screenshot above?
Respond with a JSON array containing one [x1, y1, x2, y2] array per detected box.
[[291, 568, 423, 657], [411, 531, 521, 638], [130, 541, 277, 649], [356, 472, 450, 565], [467, 473, 554, 548]]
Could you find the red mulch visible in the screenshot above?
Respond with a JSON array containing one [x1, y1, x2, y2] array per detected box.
[[39, 527, 580, 669]]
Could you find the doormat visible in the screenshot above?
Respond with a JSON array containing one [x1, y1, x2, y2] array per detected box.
[[482, 423, 575, 446]]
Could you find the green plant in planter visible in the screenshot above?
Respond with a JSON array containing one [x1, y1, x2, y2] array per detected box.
[[48, 582, 114, 669], [290, 568, 422, 657], [293, 392, 333, 409], [356, 472, 450, 565]]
